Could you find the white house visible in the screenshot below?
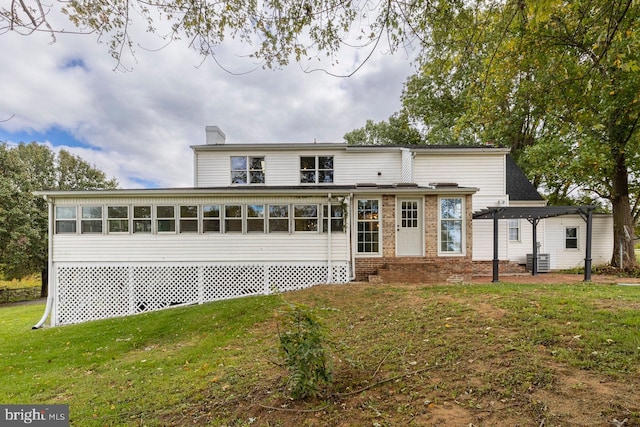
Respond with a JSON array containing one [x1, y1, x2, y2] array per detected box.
[[34, 126, 613, 326]]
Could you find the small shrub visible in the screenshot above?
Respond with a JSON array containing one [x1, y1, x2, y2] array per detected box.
[[278, 303, 332, 399]]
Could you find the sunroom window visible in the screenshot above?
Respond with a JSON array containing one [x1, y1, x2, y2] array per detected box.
[[81, 206, 103, 234], [268, 205, 289, 232], [55, 206, 76, 234], [247, 204, 265, 233], [107, 206, 129, 233], [203, 205, 221, 233], [323, 204, 345, 232], [133, 206, 152, 233], [294, 204, 318, 232], [224, 205, 243, 232], [179, 205, 198, 233], [156, 205, 175, 233]]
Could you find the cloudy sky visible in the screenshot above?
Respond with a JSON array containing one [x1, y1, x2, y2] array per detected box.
[[0, 11, 416, 188]]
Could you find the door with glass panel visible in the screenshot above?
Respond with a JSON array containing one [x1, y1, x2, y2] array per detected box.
[[396, 198, 423, 256]]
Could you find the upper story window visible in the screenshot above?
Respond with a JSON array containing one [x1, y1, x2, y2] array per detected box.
[[133, 206, 152, 233], [55, 206, 77, 234], [508, 219, 520, 241], [439, 197, 464, 254], [156, 206, 176, 233], [565, 226, 578, 249], [81, 206, 103, 234], [107, 206, 129, 233], [300, 156, 334, 184], [231, 156, 265, 184]]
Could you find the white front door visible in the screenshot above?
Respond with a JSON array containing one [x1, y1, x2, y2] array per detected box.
[[396, 198, 423, 256]]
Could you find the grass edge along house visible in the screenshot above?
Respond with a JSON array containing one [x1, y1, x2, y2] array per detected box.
[[34, 126, 613, 326]]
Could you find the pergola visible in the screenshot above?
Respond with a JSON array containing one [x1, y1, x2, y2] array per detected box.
[[472, 206, 596, 282]]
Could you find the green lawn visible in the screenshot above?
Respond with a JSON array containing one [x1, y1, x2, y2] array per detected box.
[[0, 296, 282, 426], [1, 282, 639, 426]]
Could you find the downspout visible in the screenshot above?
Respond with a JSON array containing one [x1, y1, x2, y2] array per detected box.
[[33, 196, 54, 329], [327, 193, 332, 283], [349, 193, 356, 281]]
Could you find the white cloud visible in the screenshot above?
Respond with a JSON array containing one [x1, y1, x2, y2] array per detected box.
[[0, 14, 415, 188]]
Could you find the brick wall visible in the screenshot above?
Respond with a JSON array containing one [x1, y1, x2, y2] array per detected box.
[[472, 260, 528, 276], [354, 193, 474, 283]]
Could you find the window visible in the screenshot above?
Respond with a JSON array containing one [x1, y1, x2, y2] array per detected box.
[[440, 197, 463, 254], [203, 205, 221, 233], [224, 205, 243, 232], [323, 204, 345, 232], [231, 156, 265, 184], [300, 156, 334, 184], [565, 226, 578, 249], [508, 219, 520, 241], [179, 205, 198, 233], [133, 206, 152, 233], [55, 206, 76, 234], [156, 206, 175, 232], [294, 204, 318, 232], [268, 205, 289, 232], [247, 204, 265, 233], [81, 206, 103, 234], [357, 199, 379, 253], [108, 206, 129, 233]]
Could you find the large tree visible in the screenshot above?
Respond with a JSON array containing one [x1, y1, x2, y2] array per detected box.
[[356, 1, 639, 269], [0, 143, 117, 296]]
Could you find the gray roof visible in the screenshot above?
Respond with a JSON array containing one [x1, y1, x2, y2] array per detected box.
[[506, 155, 544, 201]]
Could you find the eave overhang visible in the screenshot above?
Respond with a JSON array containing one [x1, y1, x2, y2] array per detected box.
[[35, 184, 479, 200]]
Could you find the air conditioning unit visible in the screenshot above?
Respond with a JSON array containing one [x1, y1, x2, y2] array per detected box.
[[526, 253, 550, 273]]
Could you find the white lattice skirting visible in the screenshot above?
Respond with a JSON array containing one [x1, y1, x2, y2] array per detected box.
[[53, 262, 350, 325]]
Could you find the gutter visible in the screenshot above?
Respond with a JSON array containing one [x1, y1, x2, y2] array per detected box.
[[33, 196, 54, 329]]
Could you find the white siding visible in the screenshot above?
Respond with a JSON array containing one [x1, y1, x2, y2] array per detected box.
[[472, 220, 509, 261], [335, 151, 402, 184], [505, 218, 546, 264], [413, 154, 505, 198], [52, 233, 349, 263], [195, 152, 229, 187], [544, 215, 613, 269], [195, 148, 404, 187]]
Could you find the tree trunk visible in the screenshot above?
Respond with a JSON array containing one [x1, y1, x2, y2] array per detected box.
[[40, 266, 48, 298], [609, 135, 637, 269]]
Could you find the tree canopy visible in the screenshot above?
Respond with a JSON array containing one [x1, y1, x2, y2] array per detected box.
[[2, 0, 433, 69], [0, 143, 117, 293], [346, 0, 640, 269]]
